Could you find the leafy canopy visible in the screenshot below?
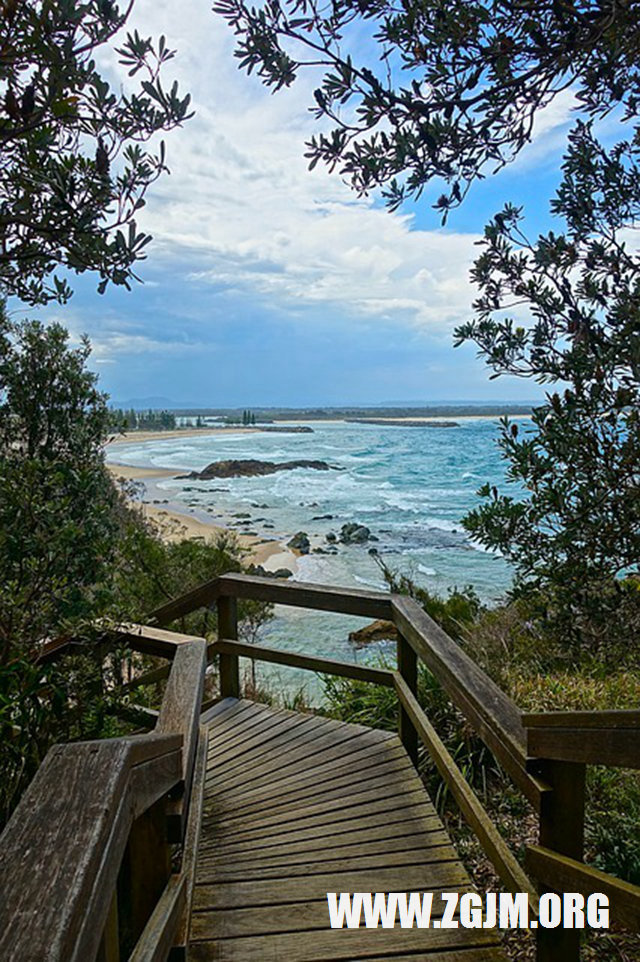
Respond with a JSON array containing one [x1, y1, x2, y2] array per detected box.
[[0, 309, 121, 659], [214, 0, 639, 214], [0, 0, 192, 304], [215, 0, 640, 643]]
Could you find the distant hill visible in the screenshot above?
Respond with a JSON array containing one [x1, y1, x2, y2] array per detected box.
[[110, 396, 202, 410]]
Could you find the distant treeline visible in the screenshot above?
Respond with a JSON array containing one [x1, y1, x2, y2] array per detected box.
[[111, 408, 177, 431], [169, 404, 533, 421]]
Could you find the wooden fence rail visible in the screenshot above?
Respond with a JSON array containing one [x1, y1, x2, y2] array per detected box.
[[0, 636, 207, 962], [3, 572, 639, 962]]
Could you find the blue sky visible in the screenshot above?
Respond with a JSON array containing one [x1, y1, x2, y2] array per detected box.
[[24, 0, 583, 407]]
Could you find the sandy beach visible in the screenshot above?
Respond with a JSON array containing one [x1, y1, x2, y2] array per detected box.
[[107, 425, 257, 446], [107, 458, 298, 572]]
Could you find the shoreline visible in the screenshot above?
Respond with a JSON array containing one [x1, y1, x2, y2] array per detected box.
[[106, 412, 533, 451], [107, 426, 258, 446], [107, 460, 299, 573]]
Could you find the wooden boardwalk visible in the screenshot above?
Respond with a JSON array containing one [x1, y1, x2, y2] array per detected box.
[[189, 698, 507, 961]]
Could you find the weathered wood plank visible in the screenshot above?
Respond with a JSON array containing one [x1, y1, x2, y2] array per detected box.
[[198, 817, 444, 860], [196, 829, 452, 870], [209, 738, 403, 806], [193, 862, 469, 912], [129, 875, 187, 962], [156, 639, 207, 841], [173, 727, 210, 956], [527, 845, 640, 931], [217, 572, 393, 619], [208, 711, 326, 771], [391, 596, 547, 810], [210, 754, 411, 818], [189, 699, 506, 961], [212, 638, 396, 687], [0, 738, 180, 962], [206, 725, 392, 794], [188, 927, 504, 961], [196, 842, 458, 882], [190, 891, 473, 940], [524, 709, 640, 730], [526, 726, 640, 769], [211, 774, 432, 835], [116, 623, 202, 659], [217, 597, 239, 698]]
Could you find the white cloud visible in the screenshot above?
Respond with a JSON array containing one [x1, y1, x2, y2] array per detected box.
[[95, 0, 483, 333], [94, 1, 583, 339], [49, 310, 204, 363]]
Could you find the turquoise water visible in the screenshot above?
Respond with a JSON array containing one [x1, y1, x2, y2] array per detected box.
[[111, 418, 523, 697]]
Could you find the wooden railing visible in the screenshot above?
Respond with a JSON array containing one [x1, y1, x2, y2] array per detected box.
[[149, 571, 639, 962], [0, 633, 207, 962], [2, 572, 638, 961]]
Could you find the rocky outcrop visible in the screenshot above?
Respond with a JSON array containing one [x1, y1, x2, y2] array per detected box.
[[348, 620, 399, 645], [287, 531, 310, 554], [258, 426, 314, 433], [182, 459, 335, 480], [340, 522, 372, 544]]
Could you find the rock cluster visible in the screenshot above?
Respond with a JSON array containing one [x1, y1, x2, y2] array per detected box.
[[340, 522, 374, 544], [287, 531, 311, 554]]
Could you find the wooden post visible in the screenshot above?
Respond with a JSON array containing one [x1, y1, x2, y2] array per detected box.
[[97, 892, 120, 962], [217, 595, 239, 698], [536, 760, 586, 962], [397, 632, 419, 767], [119, 798, 172, 957]]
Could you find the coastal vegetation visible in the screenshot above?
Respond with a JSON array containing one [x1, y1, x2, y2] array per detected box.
[[0, 312, 263, 827], [0, 0, 191, 305], [110, 407, 178, 431]]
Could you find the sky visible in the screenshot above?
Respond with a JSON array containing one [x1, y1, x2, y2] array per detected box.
[[23, 1, 585, 407]]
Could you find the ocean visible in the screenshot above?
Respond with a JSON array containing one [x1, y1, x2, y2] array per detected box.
[[112, 418, 523, 698]]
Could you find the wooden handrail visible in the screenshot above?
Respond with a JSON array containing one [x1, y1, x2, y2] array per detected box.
[[156, 639, 207, 841], [394, 672, 540, 918], [211, 637, 396, 687], [0, 636, 207, 962], [391, 595, 549, 810], [524, 710, 640, 769], [526, 846, 640, 932], [0, 734, 182, 962], [149, 571, 393, 626]]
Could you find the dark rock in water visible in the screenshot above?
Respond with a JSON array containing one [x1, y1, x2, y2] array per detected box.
[[258, 425, 314, 433], [312, 514, 333, 521], [264, 523, 275, 529], [183, 459, 336, 480], [313, 547, 328, 554], [340, 522, 372, 544], [368, 547, 378, 555], [325, 532, 337, 543], [233, 512, 251, 518], [248, 563, 293, 579], [349, 620, 399, 645], [287, 531, 310, 554]]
